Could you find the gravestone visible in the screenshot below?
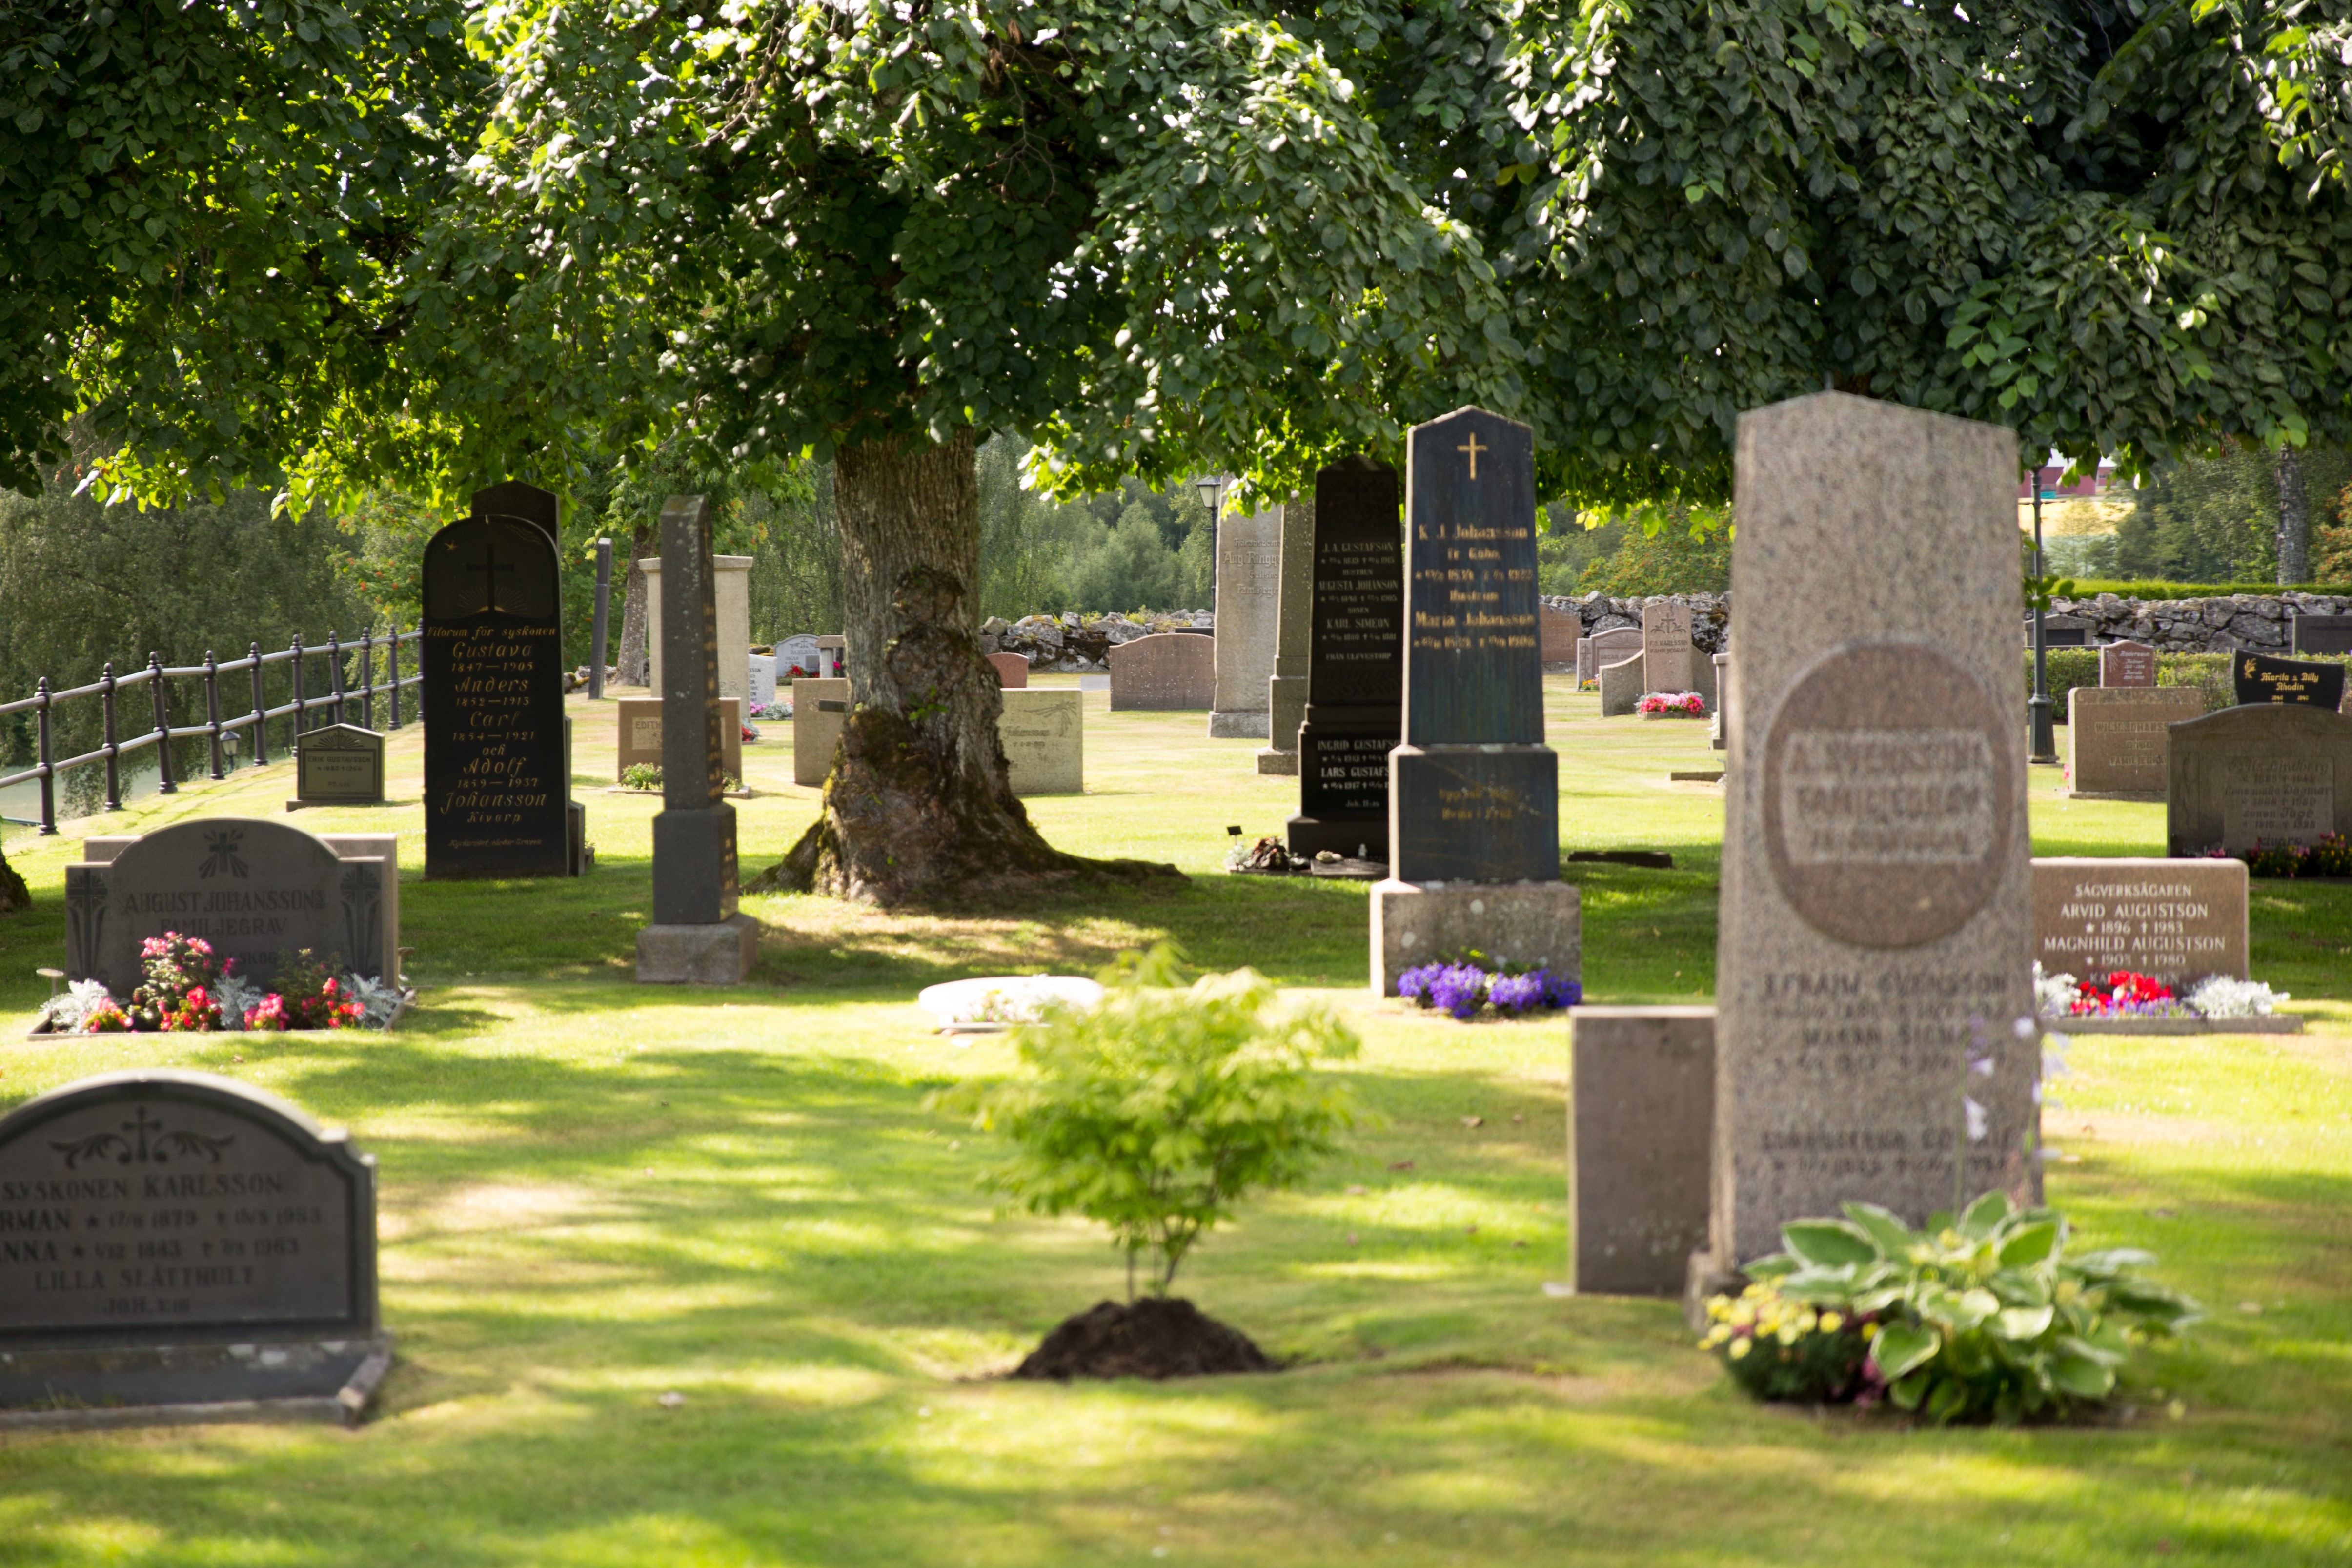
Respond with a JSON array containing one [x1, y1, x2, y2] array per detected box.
[[2234, 652, 2347, 710], [65, 818, 393, 994], [998, 689, 1083, 794], [1541, 604, 1580, 672], [2100, 640, 2158, 688], [1584, 626, 1641, 687], [2032, 857, 2248, 986], [1258, 495, 1315, 775], [2065, 687, 2204, 798], [2027, 614, 2091, 647], [1598, 649, 1646, 716], [641, 554, 755, 702], [636, 495, 757, 985], [614, 695, 742, 782], [421, 493, 579, 879], [2293, 612, 2352, 656], [1712, 392, 2035, 1273], [1209, 503, 1281, 738], [748, 653, 777, 712], [2167, 703, 2352, 855], [791, 676, 850, 786], [1710, 652, 1732, 752], [1642, 600, 1696, 694], [1107, 632, 1216, 710], [987, 652, 1030, 688], [777, 634, 823, 678], [1570, 1008, 1715, 1296], [1369, 407, 1577, 993], [1288, 457, 1405, 858], [292, 724, 385, 808], [0, 1070, 388, 1426], [814, 634, 846, 678]]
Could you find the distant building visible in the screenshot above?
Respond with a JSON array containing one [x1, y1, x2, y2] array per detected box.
[[2018, 460, 2117, 500]]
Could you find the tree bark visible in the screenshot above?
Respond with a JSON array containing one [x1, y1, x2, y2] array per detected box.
[[617, 521, 655, 685], [2277, 444, 2309, 585], [749, 428, 1180, 905], [0, 845, 27, 914]]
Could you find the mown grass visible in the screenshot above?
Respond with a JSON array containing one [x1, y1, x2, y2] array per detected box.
[[0, 680, 2344, 1567]]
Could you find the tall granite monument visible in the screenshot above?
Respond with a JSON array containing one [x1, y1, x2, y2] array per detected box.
[[1368, 409, 1576, 992], [637, 496, 759, 983], [1287, 457, 1403, 859], [1257, 495, 1316, 774], [1208, 503, 1281, 738], [1710, 393, 2036, 1275], [421, 484, 582, 878]]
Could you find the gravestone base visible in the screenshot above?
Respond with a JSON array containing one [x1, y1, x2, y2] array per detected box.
[[1207, 709, 1271, 740], [1570, 1007, 1714, 1297], [1286, 814, 1385, 860], [2057, 788, 2164, 803], [0, 1337, 395, 1432], [636, 913, 759, 984], [1599, 654, 1644, 716], [1390, 746, 1559, 883], [1255, 748, 1299, 776], [1368, 878, 1579, 996]]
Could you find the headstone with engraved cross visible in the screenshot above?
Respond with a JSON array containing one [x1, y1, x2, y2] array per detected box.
[[636, 495, 758, 984], [421, 486, 580, 878], [1368, 408, 1578, 994]]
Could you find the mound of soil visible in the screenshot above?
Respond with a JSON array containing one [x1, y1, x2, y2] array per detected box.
[[1011, 1298, 1279, 1381]]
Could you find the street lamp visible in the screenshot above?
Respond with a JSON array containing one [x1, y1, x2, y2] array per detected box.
[[1194, 474, 1228, 555], [2028, 461, 2056, 765]]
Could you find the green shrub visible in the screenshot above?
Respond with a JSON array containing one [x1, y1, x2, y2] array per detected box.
[[2061, 580, 2352, 600], [1740, 1192, 2198, 1425], [618, 763, 742, 792], [1701, 1279, 1879, 1403], [934, 944, 1360, 1298]]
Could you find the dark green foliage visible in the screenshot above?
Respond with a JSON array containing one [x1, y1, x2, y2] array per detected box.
[[1573, 518, 1733, 597], [2062, 579, 2352, 599], [2115, 445, 2352, 582], [977, 437, 1215, 617]]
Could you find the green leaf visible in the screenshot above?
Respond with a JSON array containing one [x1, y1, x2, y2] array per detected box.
[[2050, 1349, 2115, 1398], [1997, 1220, 2061, 1267], [1782, 1219, 1877, 1268], [1993, 1305, 2054, 1340], [1869, 1321, 1940, 1380], [1841, 1203, 1915, 1256]]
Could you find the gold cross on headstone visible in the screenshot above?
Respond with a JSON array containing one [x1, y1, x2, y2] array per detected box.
[[1458, 431, 1486, 480]]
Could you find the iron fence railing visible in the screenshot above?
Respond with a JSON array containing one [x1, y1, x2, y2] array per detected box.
[[0, 627, 422, 834]]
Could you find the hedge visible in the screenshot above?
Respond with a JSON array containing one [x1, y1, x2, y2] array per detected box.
[[2029, 650, 2352, 720], [2055, 580, 2352, 601]]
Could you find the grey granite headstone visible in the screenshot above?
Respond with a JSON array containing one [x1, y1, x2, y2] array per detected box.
[[2032, 857, 2248, 986], [1371, 407, 1576, 993], [64, 817, 388, 993], [1642, 600, 1696, 694], [1571, 1007, 1715, 1296], [791, 676, 850, 786], [2293, 612, 2352, 656], [1289, 457, 1403, 858], [0, 1070, 388, 1426], [2167, 703, 2352, 855], [1714, 392, 2035, 1272], [293, 723, 385, 807], [421, 493, 576, 879], [1258, 494, 1315, 774], [1598, 650, 1646, 716], [2066, 686, 2203, 798], [998, 689, 1083, 794], [637, 496, 756, 984], [1208, 505, 1281, 738], [1107, 633, 1215, 710], [1584, 627, 1641, 687], [777, 634, 823, 677]]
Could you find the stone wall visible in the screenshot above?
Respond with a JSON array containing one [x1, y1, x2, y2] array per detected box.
[[1548, 589, 2352, 655], [979, 610, 1213, 672]]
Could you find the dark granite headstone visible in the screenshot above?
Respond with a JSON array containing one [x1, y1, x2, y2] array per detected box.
[[64, 817, 387, 993], [469, 479, 561, 552], [2293, 613, 2352, 656], [1288, 456, 1403, 857], [294, 723, 385, 806], [2167, 703, 2352, 855], [0, 1070, 386, 1421], [2234, 651, 2347, 710], [1570, 1008, 1715, 1296], [2026, 615, 2091, 648], [421, 500, 575, 879], [1390, 407, 1555, 881], [652, 495, 738, 926]]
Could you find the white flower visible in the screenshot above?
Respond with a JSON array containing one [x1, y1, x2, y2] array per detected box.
[[2184, 975, 2290, 1019], [1964, 1096, 1989, 1143]]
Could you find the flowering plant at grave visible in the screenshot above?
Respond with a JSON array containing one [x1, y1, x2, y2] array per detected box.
[[742, 722, 759, 742], [2068, 971, 2186, 1018], [2247, 839, 2309, 879], [756, 700, 794, 720], [1636, 691, 1706, 716], [63, 932, 400, 1034], [1397, 951, 1582, 1022], [2183, 975, 2291, 1018], [1701, 1280, 1883, 1404], [124, 933, 228, 1031], [2305, 832, 2352, 877]]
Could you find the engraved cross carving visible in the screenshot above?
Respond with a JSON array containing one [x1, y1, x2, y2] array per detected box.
[[467, 539, 517, 612], [1457, 432, 1486, 480]]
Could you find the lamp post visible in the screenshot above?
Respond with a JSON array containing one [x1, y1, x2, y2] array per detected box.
[[589, 537, 613, 699], [2028, 463, 2056, 765], [1194, 474, 1227, 554]]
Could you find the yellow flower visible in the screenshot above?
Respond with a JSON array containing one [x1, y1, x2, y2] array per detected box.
[[1777, 1323, 1802, 1346], [1820, 1312, 1844, 1333], [1706, 1297, 1731, 1322], [1862, 1322, 1879, 1341], [1702, 1325, 1731, 1348], [1797, 1309, 1818, 1334], [1728, 1338, 1752, 1360]]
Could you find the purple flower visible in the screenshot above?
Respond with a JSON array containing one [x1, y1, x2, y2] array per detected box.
[[1398, 963, 1446, 1006], [1429, 964, 1487, 1021], [1539, 971, 1582, 1009]]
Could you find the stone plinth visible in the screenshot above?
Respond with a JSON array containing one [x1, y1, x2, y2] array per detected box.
[[2032, 856, 2248, 986], [999, 689, 1082, 794], [641, 554, 754, 700], [2168, 703, 2352, 855], [1599, 652, 1644, 715], [636, 913, 759, 984], [1259, 492, 1314, 773], [791, 677, 849, 786], [617, 695, 742, 781], [1571, 1007, 1715, 1297], [2065, 686, 2202, 798], [1714, 392, 2035, 1269], [1108, 632, 1215, 710], [1210, 504, 1281, 738], [1371, 879, 1579, 995]]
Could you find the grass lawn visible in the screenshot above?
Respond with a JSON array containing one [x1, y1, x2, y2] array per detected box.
[[0, 678, 2345, 1566]]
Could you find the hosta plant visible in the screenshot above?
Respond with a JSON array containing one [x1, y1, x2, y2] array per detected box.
[[1737, 1192, 2198, 1424]]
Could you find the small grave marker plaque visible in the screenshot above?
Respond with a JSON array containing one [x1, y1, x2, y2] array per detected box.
[[2099, 640, 2158, 688], [293, 724, 385, 807], [2032, 857, 2247, 985]]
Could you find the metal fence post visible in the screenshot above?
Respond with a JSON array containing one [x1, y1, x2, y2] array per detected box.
[[328, 629, 345, 727], [149, 652, 176, 795], [389, 626, 404, 728], [290, 632, 305, 741], [590, 538, 613, 698], [34, 676, 54, 834], [359, 627, 375, 730], [249, 642, 268, 765], [101, 661, 121, 811], [205, 649, 224, 779]]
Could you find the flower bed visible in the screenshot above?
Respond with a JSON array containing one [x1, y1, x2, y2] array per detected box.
[[1397, 953, 1580, 1021], [2033, 963, 2292, 1031], [2233, 833, 2352, 879], [1636, 691, 1706, 717], [34, 933, 407, 1037]]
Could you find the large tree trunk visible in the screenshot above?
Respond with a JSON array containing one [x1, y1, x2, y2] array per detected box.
[[2277, 445, 2310, 585], [750, 428, 1179, 904], [617, 521, 655, 685], [0, 844, 27, 914]]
